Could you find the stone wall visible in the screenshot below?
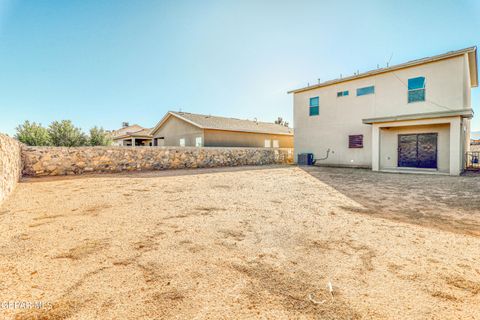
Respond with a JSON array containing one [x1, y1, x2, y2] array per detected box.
[[22, 147, 294, 177], [0, 134, 22, 204]]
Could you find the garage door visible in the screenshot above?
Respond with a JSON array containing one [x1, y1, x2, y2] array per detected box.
[[398, 133, 438, 169]]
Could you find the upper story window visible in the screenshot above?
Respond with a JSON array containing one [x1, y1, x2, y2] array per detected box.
[[408, 77, 425, 103], [337, 90, 349, 97], [309, 97, 319, 116], [356, 86, 375, 96]]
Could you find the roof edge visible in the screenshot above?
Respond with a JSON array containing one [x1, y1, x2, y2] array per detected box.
[[362, 109, 474, 124], [113, 134, 153, 140], [150, 111, 204, 136], [468, 48, 478, 87], [289, 46, 478, 94], [203, 128, 294, 136]]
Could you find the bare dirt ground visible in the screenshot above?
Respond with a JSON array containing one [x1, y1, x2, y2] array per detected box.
[[0, 165, 479, 319]]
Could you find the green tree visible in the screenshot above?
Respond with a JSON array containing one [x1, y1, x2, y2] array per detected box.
[[14, 121, 51, 146], [88, 126, 112, 146], [48, 120, 87, 147]]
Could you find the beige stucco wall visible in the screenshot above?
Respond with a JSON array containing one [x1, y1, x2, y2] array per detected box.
[[152, 116, 204, 147], [204, 129, 293, 148], [294, 55, 471, 169], [379, 124, 450, 173]]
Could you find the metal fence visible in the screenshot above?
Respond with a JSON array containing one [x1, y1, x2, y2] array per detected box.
[[465, 152, 480, 170]]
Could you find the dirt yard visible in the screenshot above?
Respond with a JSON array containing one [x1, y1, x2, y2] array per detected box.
[[0, 166, 479, 319]]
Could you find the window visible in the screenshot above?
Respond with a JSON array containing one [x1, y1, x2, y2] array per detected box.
[[349, 135, 363, 148], [264, 139, 271, 148], [356, 86, 375, 96], [309, 97, 319, 116], [195, 137, 202, 147], [272, 140, 279, 148], [179, 138, 185, 147], [408, 76, 425, 103], [337, 90, 349, 97]]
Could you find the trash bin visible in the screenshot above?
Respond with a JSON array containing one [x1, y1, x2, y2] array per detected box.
[[298, 153, 314, 165]]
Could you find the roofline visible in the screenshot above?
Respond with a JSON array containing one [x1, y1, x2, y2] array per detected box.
[[288, 46, 478, 94], [203, 128, 294, 136], [150, 112, 204, 136], [362, 109, 474, 124], [113, 134, 153, 140], [468, 48, 478, 87], [151, 111, 294, 136]]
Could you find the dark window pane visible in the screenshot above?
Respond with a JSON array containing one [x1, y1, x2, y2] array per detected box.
[[309, 106, 319, 116], [408, 77, 425, 90], [337, 92, 342, 97], [344, 91, 349, 96], [349, 135, 363, 148], [408, 89, 425, 103], [309, 97, 319, 107], [356, 86, 375, 96]]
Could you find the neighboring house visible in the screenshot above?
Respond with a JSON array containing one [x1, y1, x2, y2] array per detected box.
[[471, 132, 480, 152], [290, 47, 478, 175], [472, 131, 480, 145], [150, 111, 293, 148], [112, 124, 153, 146]]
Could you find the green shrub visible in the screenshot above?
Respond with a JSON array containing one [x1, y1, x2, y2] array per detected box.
[[48, 120, 87, 147], [15, 121, 51, 146]]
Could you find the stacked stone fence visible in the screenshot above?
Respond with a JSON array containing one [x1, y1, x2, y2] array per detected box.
[[22, 146, 294, 177], [0, 134, 22, 204]]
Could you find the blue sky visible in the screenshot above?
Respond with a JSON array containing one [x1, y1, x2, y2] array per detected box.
[[0, 0, 479, 135]]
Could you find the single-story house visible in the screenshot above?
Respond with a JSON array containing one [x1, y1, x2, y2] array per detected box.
[[289, 46, 478, 175], [150, 111, 294, 148], [112, 124, 153, 146]]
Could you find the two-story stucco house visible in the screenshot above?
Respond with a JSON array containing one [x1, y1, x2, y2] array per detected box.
[[290, 47, 478, 175]]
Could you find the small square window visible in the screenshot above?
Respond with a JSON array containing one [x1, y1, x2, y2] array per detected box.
[[349, 135, 363, 148], [337, 90, 349, 97], [264, 139, 271, 148], [309, 97, 319, 116], [179, 138, 185, 147], [272, 140, 279, 148], [195, 137, 202, 147]]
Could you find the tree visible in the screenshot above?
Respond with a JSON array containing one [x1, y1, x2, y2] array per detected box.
[[15, 121, 51, 146], [274, 117, 289, 127], [88, 126, 112, 146], [48, 120, 87, 147]]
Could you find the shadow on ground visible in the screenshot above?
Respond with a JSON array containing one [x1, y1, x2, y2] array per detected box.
[[301, 166, 480, 237]]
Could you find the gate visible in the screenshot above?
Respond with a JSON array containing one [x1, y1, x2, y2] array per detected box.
[[465, 152, 480, 170]]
